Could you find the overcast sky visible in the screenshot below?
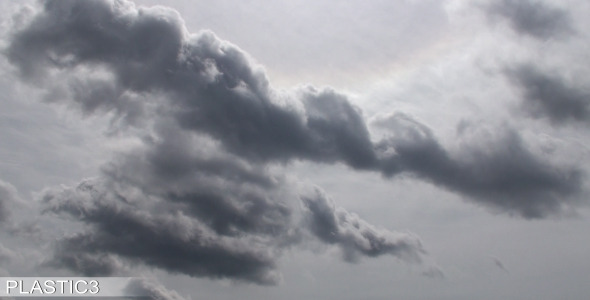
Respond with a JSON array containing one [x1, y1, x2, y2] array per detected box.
[[1, 0, 590, 299]]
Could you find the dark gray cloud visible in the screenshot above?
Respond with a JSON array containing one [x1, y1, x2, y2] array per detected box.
[[39, 119, 422, 284], [42, 178, 283, 285], [506, 65, 590, 124], [6, 0, 377, 169], [373, 113, 583, 218], [301, 187, 425, 263], [48, 247, 125, 277], [4, 0, 413, 281], [37, 122, 298, 284], [3, 1, 424, 281], [6, 0, 583, 220], [484, 0, 575, 39], [3, 0, 587, 286], [105, 122, 295, 239]]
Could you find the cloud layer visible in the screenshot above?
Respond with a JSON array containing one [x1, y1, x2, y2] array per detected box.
[[3, 0, 588, 286]]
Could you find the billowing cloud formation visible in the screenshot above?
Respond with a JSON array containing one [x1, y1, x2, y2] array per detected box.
[[506, 65, 590, 124], [483, 0, 575, 39], [3, 0, 587, 285], [6, 0, 584, 217], [39, 117, 422, 284], [6, 0, 376, 169], [43, 177, 283, 284], [39, 122, 295, 284], [374, 113, 582, 218], [5, 0, 423, 282], [301, 187, 424, 263]]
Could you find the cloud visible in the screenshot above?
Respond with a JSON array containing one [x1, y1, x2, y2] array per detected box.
[[38, 117, 422, 284], [6, 0, 583, 220], [42, 180, 283, 285], [47, 246, 126, 277], [5, 0, 377, 169], [483, 0, 575, 39], [3, 0, 588, 286], [301, 187, 425, 263], [373, 113, 583, 218], [4, 0, 417, 281], [124, 277, 187, 300], [104, 122, 295, 239], [505, 65, 590, 124]]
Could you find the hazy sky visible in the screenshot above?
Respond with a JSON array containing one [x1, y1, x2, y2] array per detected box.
[[1, 0, 590, 299]]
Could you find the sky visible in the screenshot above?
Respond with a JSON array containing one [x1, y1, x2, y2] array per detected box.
[[0, 0, 589, 299]]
